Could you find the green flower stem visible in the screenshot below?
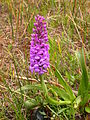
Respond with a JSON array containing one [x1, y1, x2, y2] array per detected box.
[[40, 75, 71, 105], [40, 75, 48, 96]]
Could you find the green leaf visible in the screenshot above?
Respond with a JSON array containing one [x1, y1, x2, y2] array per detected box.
[[24, 99, 39, 109], [16, 84, 42, 92], [51, 65, 75, 101], [77, 48, 89, 106], [40, 75, 71, 106], [88, 94, 90, 100], [88, 82, 90, 91], [85, 106, 90, 113], [52, 86, 71, 101], [47, 95, 71, 105], [74, 96, 81, 108]]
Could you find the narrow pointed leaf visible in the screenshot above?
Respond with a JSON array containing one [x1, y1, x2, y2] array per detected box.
[[16, 84, 42, 92], [51, 65, 75, 101], [85, 106, 90, 113], [52, 86, 71, 101], [77, 48, 89, 106]]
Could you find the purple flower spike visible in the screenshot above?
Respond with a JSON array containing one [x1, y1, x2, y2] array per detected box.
[[30, 15, 50, 75]]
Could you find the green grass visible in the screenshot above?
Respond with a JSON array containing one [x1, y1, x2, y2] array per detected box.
[[0, 0, 90, 119]]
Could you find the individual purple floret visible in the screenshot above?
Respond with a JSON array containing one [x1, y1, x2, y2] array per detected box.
[[30, 15, 50, 75]]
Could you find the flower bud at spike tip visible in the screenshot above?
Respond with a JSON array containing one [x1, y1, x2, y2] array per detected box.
[[30, 15, 50, 75]]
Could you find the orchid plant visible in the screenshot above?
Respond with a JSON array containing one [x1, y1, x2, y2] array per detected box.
[[29, 15, 74, 105], [16, 15, 89, 117]]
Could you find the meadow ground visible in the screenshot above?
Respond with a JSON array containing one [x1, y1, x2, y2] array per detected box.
[[0, 0, 90, 120]]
